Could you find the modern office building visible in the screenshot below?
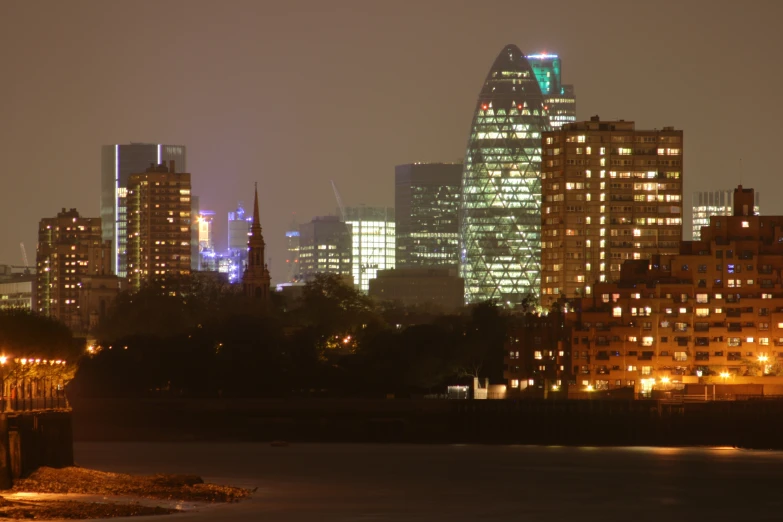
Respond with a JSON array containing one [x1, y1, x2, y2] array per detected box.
[[285, 215, 301, 283], [126, 161, 192, 293], [227, 202, 252, 283], [344, 206, 395, 292], [526, 53, 576, 129], [368, 267, 464, 312], [101, 143, 186, 278], [571, 186, 783, 396], [196, 210, 216, 270], [692, 189, 760, 240], [298, 216, 352, 283], [540, 117, 684, 308], [35, 209, 111, 330], [395, 163, 461, 268], [461, 44, 549, 306]]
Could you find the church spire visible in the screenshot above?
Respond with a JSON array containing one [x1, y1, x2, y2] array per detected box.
[[242, 182, 271, 302], [252, 182, 260, 228]]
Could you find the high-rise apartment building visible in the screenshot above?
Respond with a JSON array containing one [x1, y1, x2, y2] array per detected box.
[[35, 208, 111, 329], [395, 163, 461, 269], [461, 44, 549, 306], [101, 143, 186, 278], [571, 186, 782, 396], [526, 53, 576, 129], [126, 161, 192, 293], [692, 189, 760, 240], [298, 216, 352, 282], [540, 117, 684, 308], [344, 206, 395, 292]]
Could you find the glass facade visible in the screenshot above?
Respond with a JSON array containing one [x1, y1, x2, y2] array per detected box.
[[344, 206, 395, 292], [395, 163, 461, 268], [298, 216, 352, 282], [526, 54, 576, 129], [692, 190, 760, 240], [461, 44, 549, 306]]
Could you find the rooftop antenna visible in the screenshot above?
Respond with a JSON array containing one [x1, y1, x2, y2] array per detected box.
[[739, 158, 743, 186]]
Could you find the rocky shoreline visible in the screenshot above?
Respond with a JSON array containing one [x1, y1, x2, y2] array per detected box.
[[0, 467, 251, 519]]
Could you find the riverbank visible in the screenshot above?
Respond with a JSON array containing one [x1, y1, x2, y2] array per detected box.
[[0, 466, 250, 519]]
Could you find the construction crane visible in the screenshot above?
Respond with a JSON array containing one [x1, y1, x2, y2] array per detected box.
[[330, 180, 346, 221], [20, 243, 29, 267]]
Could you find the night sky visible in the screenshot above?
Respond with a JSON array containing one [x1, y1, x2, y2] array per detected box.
[[2, 0, 781, 283]]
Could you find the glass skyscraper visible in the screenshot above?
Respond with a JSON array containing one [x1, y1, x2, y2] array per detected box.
[[344, 206, 395, 292], [526, 53, 576, 129], [460, 44, 549, 306], [395, 163, 461, 268], [101, 143, 186, 277]]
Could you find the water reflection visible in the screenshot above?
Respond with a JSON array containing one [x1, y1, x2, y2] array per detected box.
[[75, 443, 783, 522]]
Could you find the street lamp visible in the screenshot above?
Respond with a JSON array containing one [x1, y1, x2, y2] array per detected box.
[[758, 354, 769, 375]]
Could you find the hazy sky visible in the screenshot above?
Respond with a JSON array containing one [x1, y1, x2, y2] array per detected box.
[[2, 0, 782, 283]]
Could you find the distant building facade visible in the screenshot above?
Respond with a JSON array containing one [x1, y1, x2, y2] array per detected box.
[[368, 267, 464, 312], [692, 189, 760, 240], [101, 143, 186, 277], [227, 203, 252, 283], [298, 216, 352, 282], [35, 208, 111, 329], [285, 215, 301, 283], [126, 161, 192, 293], [504, 310, 573, 397], [78, 274, 122, 333], [540, 117, 684, 308], [0, 280, 34, 310], [526, 53, 576, 129], [573, 186, 783, 396], [395, 163, 461, 269], [460, 44, 550, 306], [344, 206, 395, 292]]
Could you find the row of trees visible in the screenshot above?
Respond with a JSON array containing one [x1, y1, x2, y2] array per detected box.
[[69, 274, 509, 398]]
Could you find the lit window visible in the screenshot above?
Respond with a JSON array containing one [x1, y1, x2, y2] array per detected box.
[[613, 307, 622, 317], [742, 221, 749, 228]]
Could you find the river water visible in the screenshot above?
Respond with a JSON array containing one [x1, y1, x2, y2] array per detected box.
[[74, 442, 783, 521]]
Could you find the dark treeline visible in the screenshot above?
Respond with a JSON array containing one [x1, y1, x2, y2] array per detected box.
[[69, 274, 508, 399]]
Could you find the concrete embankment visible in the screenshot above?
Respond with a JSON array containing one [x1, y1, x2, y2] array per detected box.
[[69, 397, 783, 449]]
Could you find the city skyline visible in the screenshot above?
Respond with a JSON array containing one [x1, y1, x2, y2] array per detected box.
[[2, 1, 782, 285]]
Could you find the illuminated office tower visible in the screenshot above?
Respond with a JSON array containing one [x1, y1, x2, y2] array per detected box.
[[285, 215, 301, 283], [227, 203, 252, 282], [35, 208, 111, 329], [197, 210, 216, 270], [298, 216, 352, 283], [344, 206, 395, 292], [692, 190, 760, 240], [126, 161, 192, 293], [526, 53, 576, 129], [101, 143, 186, 278], [540, 117, 684, 309], [395, 163, 461, 268], [460, 44, 549, 306]]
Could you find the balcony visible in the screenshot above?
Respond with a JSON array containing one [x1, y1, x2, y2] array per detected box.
[[695, 352, 710, 361]]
